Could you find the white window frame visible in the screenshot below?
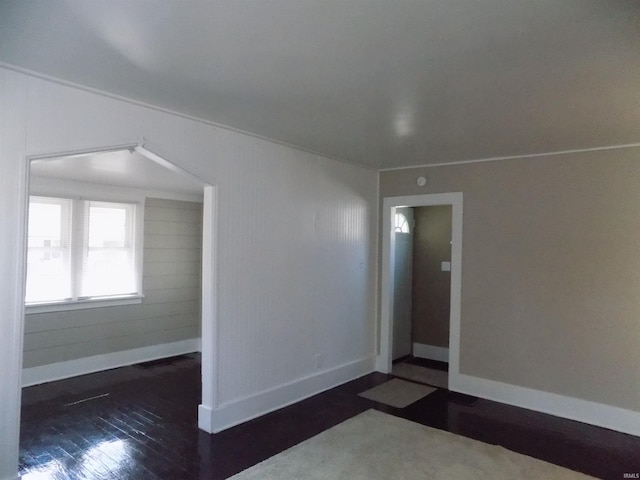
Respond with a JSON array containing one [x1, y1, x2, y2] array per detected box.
[[25, 195, 144, 313]]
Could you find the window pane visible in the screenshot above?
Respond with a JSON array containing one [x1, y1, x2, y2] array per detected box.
[[81, 202, 136, 297], [87, 206, 127, 247], [25, 198, 72, 302]]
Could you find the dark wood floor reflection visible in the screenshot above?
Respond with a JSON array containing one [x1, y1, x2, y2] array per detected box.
[[20, 354, 640, 479]]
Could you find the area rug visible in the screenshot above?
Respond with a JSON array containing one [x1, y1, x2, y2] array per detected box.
[[358, 378, 436, 408], [392, 362, 449, 389], [228, 409, 594, 480]]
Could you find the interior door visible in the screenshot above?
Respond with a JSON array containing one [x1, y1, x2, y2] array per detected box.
[[392, 207, 413, 360]]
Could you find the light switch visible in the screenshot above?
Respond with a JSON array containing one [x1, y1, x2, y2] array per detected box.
[[441, 261, 451, 272]]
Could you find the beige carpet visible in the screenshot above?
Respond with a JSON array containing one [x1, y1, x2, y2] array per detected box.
[[392, 362, 449, 389], [229, 409, 595, 480], [358, 378, 436, 408]]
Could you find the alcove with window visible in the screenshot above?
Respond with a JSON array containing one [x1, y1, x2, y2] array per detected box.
[[22, 147, 205, 385]]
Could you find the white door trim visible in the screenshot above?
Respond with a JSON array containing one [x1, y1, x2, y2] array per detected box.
[[199, 183, 218, 430], [22, 143, 219, 434], [377, 193, 463, 383]]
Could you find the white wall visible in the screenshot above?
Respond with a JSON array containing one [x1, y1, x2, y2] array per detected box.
[[0, 67, 377, 479]]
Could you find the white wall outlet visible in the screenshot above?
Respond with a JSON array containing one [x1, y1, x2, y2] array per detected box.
[[315, 354, 323, 370], [441, 261, 451, 272]]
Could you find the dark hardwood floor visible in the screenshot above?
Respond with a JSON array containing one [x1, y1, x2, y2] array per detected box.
[[19, 354, 640, 479], [402, 355, 449, 372]]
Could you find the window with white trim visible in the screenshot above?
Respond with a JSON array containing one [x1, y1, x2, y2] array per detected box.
[[26, 196, 142, 306]]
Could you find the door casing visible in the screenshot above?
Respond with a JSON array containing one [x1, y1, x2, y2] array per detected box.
[[377, 192, 463, 381]]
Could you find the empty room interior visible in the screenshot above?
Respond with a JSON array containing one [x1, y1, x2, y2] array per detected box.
[[1, 1, 639, 479]]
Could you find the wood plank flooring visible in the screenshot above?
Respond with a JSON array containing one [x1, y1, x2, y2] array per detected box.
[[19, 354, 640, 479]]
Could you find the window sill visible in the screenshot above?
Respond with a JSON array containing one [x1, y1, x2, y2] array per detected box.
[[25, 295, 144, 314]]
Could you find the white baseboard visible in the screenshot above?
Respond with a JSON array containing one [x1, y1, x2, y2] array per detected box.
[[22, 338, 202, 387], [412, 343, 449, 363], [205, 356, 375, 433], [198, 404, 214, 433], [450, 372, 640, 437]]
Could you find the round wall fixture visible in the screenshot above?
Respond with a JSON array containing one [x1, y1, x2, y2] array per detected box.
[[416, 176, 427, 187]]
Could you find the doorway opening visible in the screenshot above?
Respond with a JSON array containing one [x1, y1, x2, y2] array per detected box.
[[377, 192, 463, 390], [390, 205, 452, 388], [20, 143, 217, 450]]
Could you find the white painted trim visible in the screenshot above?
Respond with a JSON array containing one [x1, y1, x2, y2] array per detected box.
[[378, 142, 640, 171], [413, 343, 449, 363], [377, 200, 394, 371], [373, 171, 381, 357], [132, 147, 218, 433], [205, 356, 375, 433], [198, 404, 214, 432], [450, 373, 640, 437], [25, 295, 144, 314], [28, 143, 139, 161], [135, 145, 210, 188], [198, 185, 218, 432], [377, 193, 462, 381], [22, 338, 201, 387]]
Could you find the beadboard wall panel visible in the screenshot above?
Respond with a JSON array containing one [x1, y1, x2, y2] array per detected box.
[[213, 138, 377, 403], [23, 197, 203, 368], [1, 66, 378, 463]]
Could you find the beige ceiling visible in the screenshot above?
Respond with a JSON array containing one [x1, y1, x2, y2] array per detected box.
[[1, 0, 639, 169]]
